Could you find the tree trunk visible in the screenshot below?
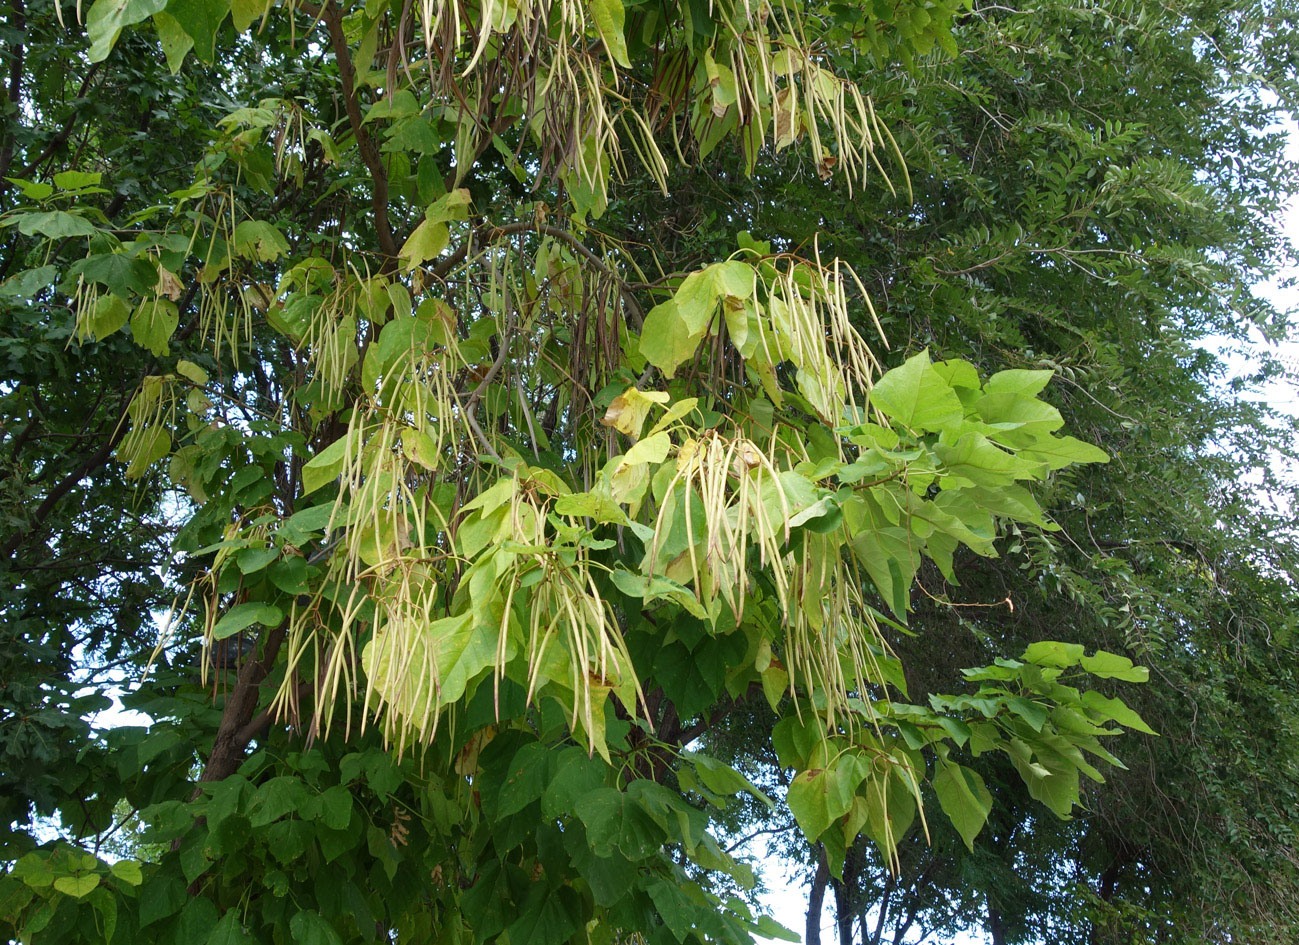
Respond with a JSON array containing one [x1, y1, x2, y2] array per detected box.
[[807, 847, 830, 945], [987, 898, 1007, 945], [834, 842, 862, 945]]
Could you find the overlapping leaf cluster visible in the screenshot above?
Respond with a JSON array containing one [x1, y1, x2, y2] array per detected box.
[[0, 1, 1199, 944]]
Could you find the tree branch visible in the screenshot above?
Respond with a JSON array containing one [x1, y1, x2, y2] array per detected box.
[[321, 1, 398, 263], [0, 0, 25, 184], [1, 62, 103, 192], [0, 390, 130, 560]]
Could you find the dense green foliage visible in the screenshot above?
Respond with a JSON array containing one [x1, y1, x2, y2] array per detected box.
[[1, 1, 1297, 944]]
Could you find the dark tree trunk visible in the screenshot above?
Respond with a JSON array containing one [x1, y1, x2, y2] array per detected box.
[[807, 847, 830, 945], [987, 898, 1007, 945], [834, 842, 863, 945]]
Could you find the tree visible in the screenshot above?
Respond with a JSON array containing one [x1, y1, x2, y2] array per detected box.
[[1, 1, 1292, 945]]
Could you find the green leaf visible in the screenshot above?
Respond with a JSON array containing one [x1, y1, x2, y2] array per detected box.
[[1020, 435, 1110, 469], [647, 879, 698, 943], [318, 785, 353, 830], [130, 298, 179, 356], [495, 742, 552, 817], [207, 910, 258, 945], [933, 762, 992, 851], [506, 885, 583, 945], [589, 0, 631, 67], [364, 90, 421, 123], [754, 915, 801, 942], [541, 747, 607, 819], [576, 788, 663, 858], [212, 602, 284, 640], [8, 210, 98, 238], [934, 432, 1043, 487], [11, 853, 55, 887], [85, 0, 168, 62], [247, 776, 309, 826], [52, 873, 100, 898], [1022, 641, 1084, 668], [140, 873, 186, 928], [290, 909, 343, 945], [69, 252, 158, 298], [870, 350, 965, 432], [1079, 650, 1149, 682], [52, 170, 103, 190], [178, 898, 221, 943], [984, 368, 1053, 397], [640, 300, 704, 377], [167, 0, 230, 62], [688, 752, 772, 805], [109, 860, 143, 886], [1006, 696, 1049, 731], [4, 177, 53, 200], [1081, 691, 1156, 734], [83, 294, 131, 342], [0, 264, 57, 298], [787, 765, 854, 842]]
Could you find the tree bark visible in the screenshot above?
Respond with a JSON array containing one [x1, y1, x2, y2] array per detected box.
[[834, 842, 862, 945], [195, 623, 289, 790], [987, 898, 1007, 945], [807, 847, 830, 945]]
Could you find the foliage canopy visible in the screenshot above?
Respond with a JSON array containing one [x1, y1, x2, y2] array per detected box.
[[2, 0, 1298, 944]]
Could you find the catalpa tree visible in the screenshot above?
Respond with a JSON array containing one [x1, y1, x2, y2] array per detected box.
[[0, 0, 1154, 941]]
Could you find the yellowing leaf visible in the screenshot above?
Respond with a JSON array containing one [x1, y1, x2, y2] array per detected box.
[[53, 873, 101, 898], [230, 0, 270, 31], [425, 188, 472, 225], [301, 431, 357, 495], [601, 386, 669, 437], [119, 424, 171, 479], [639, 301, 704, 377], [86, 0, 168, 62], [232, 220, 289, 261], [400, 219, 449, 271], [646, 397, 699, 437], [622, 431, 672, 465], [175, 360, 208, 385]]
